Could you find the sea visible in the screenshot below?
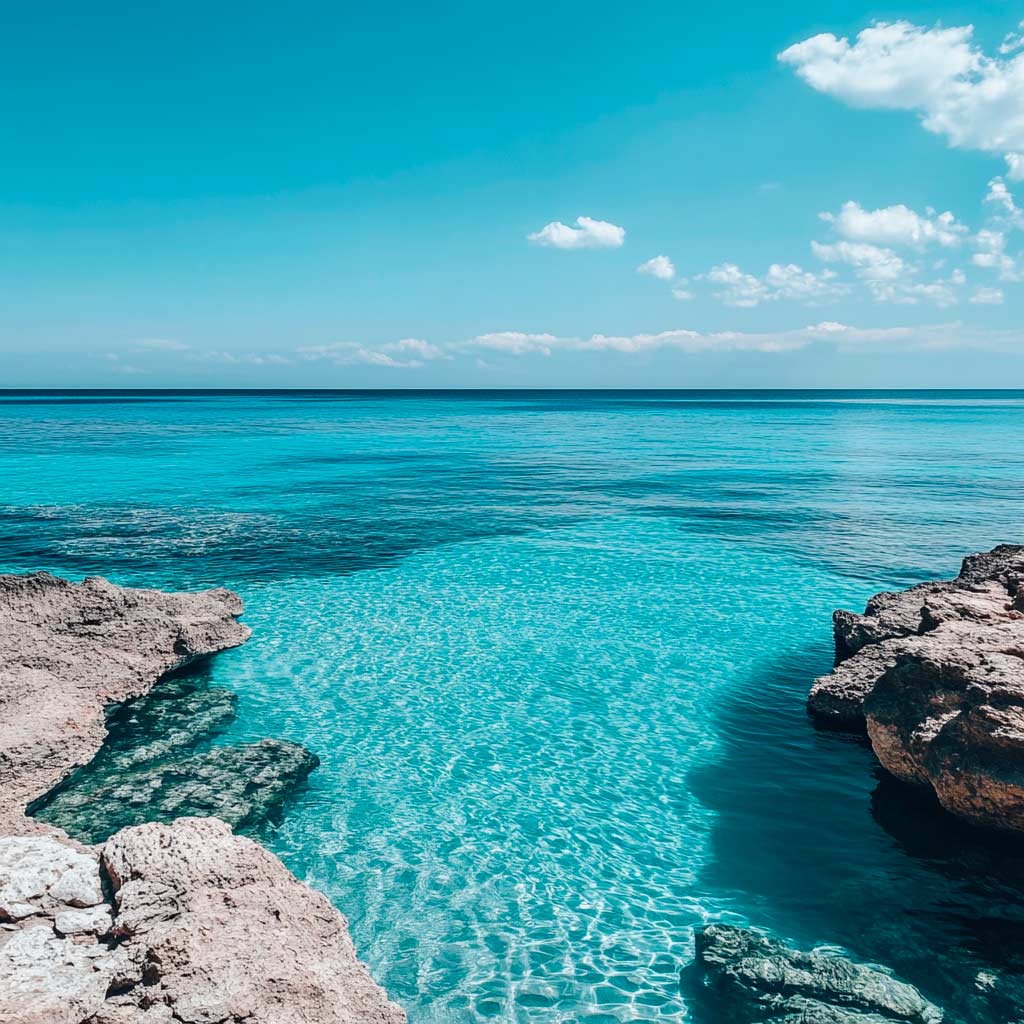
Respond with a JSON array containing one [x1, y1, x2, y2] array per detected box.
[[3, 389, 1023, 1023]]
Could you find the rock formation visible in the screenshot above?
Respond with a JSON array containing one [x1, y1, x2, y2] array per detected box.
[[692, 923, 943, 1023], [32, 674, 319, 844], [809, 545, 1024, 832], [0, 572, 405, 1024], [0, 572, 251, 835]]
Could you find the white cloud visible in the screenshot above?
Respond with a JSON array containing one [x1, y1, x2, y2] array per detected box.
[[970, 286, 1005, 304], [382, 337, 447, 360], [298, 342, 425, 368], [704, 263, 772, 307], [819, 200, 966, 247], [636, 255, 675, 280], [811, 239, 963, 305], [779, 21, 1024, 166], [671, 280, 694, 301], [702, 261, 847, 307], [296, 338, 445, 367], [460, 322, 919, 357], [528, 216, 625, 250], [190, 350, 293, 366], [1007, 153, 1024, 181], [764, 263, 848, 302], [1000, 21, 1024, 56], [811, 240, 907, 281], [468, 332, 562, 356], [969, 179, 1024, 279], [984, 177, 1024, 228]]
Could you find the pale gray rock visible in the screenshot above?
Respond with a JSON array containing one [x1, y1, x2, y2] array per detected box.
[[54, 906, 112, 936], [0, 837, 104, 921], [693, 923, 943, 1023], [102, 818, 405, 1024], [0, 923, 125, 1024]]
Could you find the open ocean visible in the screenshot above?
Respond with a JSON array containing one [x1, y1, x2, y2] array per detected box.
[[3, 389, 1024, 1023]]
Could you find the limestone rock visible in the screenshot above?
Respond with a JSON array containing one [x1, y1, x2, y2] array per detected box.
[[693, 923, 943, 1023], [0, 923, 117, 1024], [809, 545, 1024, 832], [0, 837, 104, 921], [102, 817, 405, 1024], [0, 572, 250, 834], [54, 907, 112, 936]]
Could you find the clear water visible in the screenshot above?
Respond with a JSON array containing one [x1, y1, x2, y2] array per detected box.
[[3, 390, 1024, 1022]]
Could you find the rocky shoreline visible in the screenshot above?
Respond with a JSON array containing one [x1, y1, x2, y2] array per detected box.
[[0, 572, 404, 1024], [809, 544, 1024, 833], [6, 549, 1023, 1022]]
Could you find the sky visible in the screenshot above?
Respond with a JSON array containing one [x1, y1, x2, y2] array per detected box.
[[3, 0, 1024, 388]]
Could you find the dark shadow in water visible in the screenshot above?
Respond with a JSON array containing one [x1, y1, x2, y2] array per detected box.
[[688, 644, 1024, 1024]]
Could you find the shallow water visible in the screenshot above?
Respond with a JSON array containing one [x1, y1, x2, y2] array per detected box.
[[4, 390, 1024, 1022]]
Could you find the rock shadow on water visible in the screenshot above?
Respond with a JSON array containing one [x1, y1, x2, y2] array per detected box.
[[29, 658, 319, 845], [687, 645, 1024, 1024]]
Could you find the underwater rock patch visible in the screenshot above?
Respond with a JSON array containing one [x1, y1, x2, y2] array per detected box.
[[30, 675, 319, 844], [692, 923, 943, 1023]]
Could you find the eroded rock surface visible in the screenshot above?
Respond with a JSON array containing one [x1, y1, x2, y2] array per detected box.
[[693, 924, 943, 1023], [0, 573, 405, 1024], [0, 572, 251, 835], [809, 545, 1024, 832], [102, 818, 403, 1024]]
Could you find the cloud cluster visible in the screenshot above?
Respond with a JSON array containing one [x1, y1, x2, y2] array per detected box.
[[297, 338, 448, 368], [528, 216, 625, 250], [459, 323, 908, 355], [779, 21, 1024, 177], [701, 262, 847, 307]]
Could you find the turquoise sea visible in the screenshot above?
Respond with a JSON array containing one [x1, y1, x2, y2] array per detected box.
[[3, 389, 1024, 1023]]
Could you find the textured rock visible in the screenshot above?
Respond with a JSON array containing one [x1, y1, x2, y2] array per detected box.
[[33, 669, 319, 843], [0, 922, 125, 1024], [0, 572, 251, 834], [809, 545, 1024, 832], [101, 818, 404, 1024], [0, 572, 406, 1024], [0, 837, 104, 921], [828, 545, 1024, 666], [693, 923, 943, 1023]]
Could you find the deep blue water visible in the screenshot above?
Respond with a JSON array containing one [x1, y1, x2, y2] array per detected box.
[[3, 389, 1024, 1022]]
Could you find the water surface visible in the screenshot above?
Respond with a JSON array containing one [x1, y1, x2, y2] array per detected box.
[[3, 389, 1024, 1022]]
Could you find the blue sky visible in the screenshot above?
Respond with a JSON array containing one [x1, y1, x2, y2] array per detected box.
[[3, 0, 1023, 387]]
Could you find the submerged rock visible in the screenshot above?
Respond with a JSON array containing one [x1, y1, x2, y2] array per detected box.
[[808, 546, 1024, 832], [693, 923, 943, 1023], [31, 674, 318, 844]]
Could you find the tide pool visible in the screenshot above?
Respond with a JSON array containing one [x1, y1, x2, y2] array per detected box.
[[3, 390, 1024, 1022]]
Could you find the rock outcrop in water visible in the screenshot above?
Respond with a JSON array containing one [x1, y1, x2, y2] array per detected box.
[[31, 674, 320, 844], [692, 924, 943, 1023], [0, 572, 404, 1024], [809, 545, 1024, 832]]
